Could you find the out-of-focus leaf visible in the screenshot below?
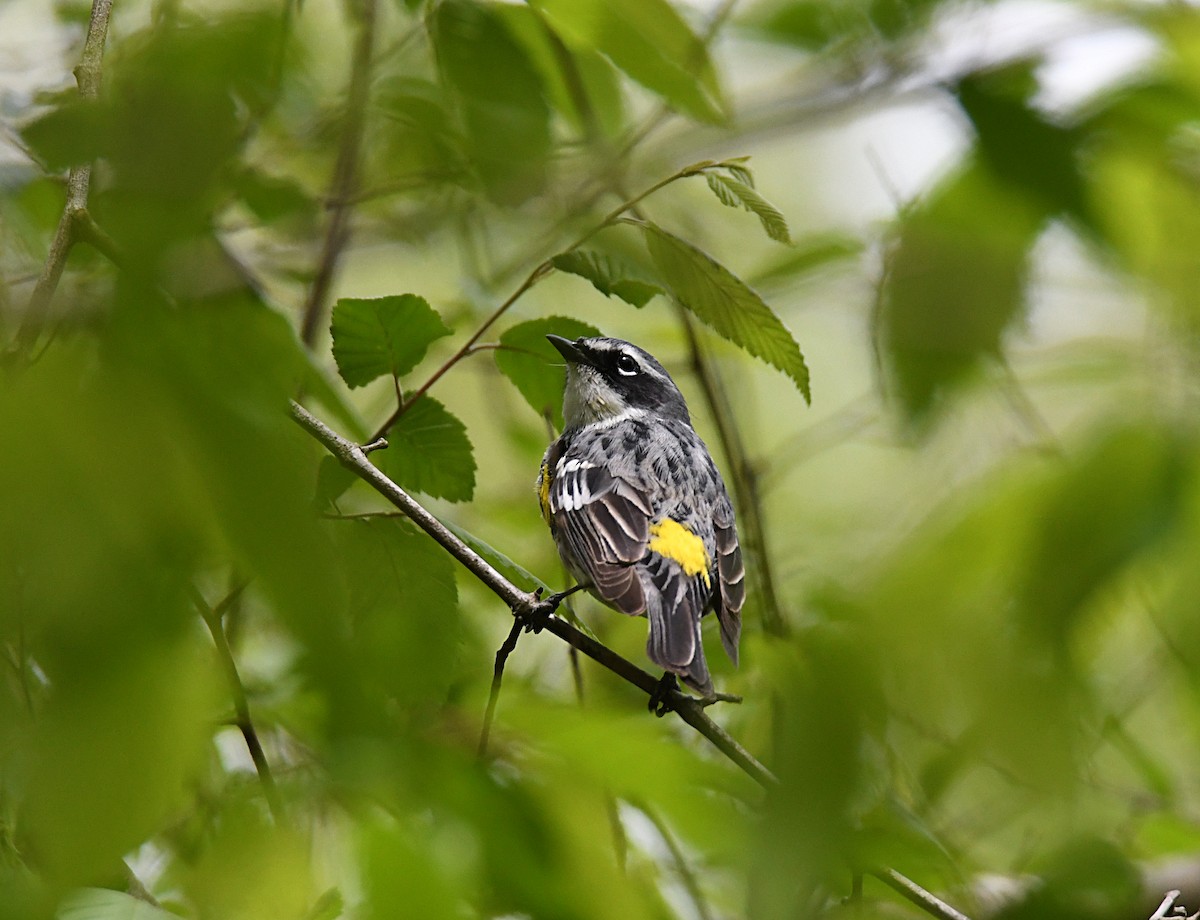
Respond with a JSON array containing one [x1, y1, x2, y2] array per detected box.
[[493, 3, 625, 139], [1018, 425, 1187, 646], [494, 316, 603, 427], [551, 251, 662, 308], [751, 233, 863, 287], [956, 64, 1091, 230], [433, 0, 552, 203], [1001, 837, 1141, 920], [530, 0, 724, 123], [230, 166, 316, 224], [304, 888, 344, 920], [332, 517, 459, 709], [379, 395, 475, 502], [643, 222, 811, 401], [375, 77, 466, 183], [331, 294, 451, 389], [444, 521, 592, 633], [880, 159, 1044, 423], [58, 889, 180, 920], [1135, 812, 1200, 859], [705, 173, 791, 243], [21, 98, 105, 171]]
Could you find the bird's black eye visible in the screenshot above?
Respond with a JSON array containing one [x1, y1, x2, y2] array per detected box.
[[615, 354, 639, 376]]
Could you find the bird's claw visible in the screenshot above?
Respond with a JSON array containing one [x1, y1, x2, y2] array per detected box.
[[648, 672, 679, 718]]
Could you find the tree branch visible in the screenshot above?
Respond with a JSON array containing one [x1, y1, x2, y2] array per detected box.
[[192, 583, 284, 823], [367, 158, 736, 442], [291, 400, 776, 787], [477, 618, 523, 759], [299, 0, 377, 349], [871, 869, 972, 920], [291, 401, 973, 920], [679, 313, 788, 636], [12, 0, 114, 354]]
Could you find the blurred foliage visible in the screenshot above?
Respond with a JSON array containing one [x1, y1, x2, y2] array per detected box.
[[3, 0, 1200, 919]]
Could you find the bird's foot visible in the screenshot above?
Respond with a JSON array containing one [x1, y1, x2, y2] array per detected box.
[[648, 672, 679, 718], [521, 583, 585, 633]]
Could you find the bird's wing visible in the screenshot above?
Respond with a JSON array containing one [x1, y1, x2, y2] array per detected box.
[[548, 457, 651, 615], [712, 496, 744, 667]]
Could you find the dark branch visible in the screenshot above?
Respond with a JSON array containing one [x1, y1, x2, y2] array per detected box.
[[678, 308, 788, 636], [299, 0, 377, 349], [192, 584, 284, 823], [291, 401, 972, 920], [291, 400, 777, 787], [477, 618, 524, 759]]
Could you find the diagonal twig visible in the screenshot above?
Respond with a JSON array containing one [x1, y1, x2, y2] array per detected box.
[[299, 0, 378, 349], [477, 618, 524, 759], [291, 399, 775, 786], [291, 400, 973, 920], [13, 0, 115, 355], [192, 582, 284, 823]]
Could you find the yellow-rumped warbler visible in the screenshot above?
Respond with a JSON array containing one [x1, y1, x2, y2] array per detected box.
[[537, 335, 744, 697]]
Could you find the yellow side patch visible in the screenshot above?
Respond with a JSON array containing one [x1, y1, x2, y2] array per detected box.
[[537, 460, 552, 523], [648, 518, 711, 586]]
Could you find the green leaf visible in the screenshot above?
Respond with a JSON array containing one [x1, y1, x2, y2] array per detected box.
[[494, 316, 603, 428], [751, 233, 863, 288], [379, 395, 475, 502], [530, 0, 724, 124], [230, 166, 316, 224], [59, 888, 181, 920], [493, 4, 625, 139], [642, 223, 811, 401], [333, 517, 460, 708], [880, 160, 1044, 423], [551, 251, 662, 308], [330, 294, 450, 389], [444, 521, 593, 634], [705, 174, 791, 243], [433, 0, 553, 204]]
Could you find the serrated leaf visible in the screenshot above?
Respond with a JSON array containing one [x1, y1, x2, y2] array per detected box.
[[530, 0, 724, 124], [723, 163, 755, 188], [551, 250, 662, 308], [495, 316, 603, 428], [643, 223, 811, 401], [379, 395, 475, 502], [331, 294, 450, 389], [705, 174, 790, 243]]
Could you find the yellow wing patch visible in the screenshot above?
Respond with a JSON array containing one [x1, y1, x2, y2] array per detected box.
[[537, 459, 552, 523], [648, 518, 711, 587]]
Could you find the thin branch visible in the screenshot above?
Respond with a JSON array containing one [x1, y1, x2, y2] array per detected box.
[[679, 313, 788, 637], [292, 401, 971, 920], [192, 584, 284, 823], [871, 869, 972, 920], [292, 400, 776, 786], [640, 804, 715, 920], [299, 0, 378, 349], [477, 618, 523, 759], [368, 159, 741, 442], [12, 0, 114, 354], [1150, 890, 1199, 920]]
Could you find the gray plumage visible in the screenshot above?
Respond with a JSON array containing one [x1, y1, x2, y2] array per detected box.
[[537, 335, 745, 694]]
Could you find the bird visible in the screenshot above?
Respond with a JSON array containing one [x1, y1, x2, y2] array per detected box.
[[536, 334, 745, 702]]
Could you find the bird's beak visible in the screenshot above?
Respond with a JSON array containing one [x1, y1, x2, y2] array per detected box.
[[546, 334, 593, 367]]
